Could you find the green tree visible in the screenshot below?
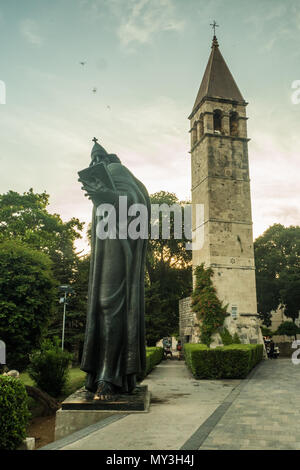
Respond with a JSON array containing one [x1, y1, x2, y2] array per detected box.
[[0, 189, 87, 356], [254, 224, 300, 326], [0, 240, 56, 370], [191, 264, 228, 346], [145, 191, 192, 345], [0, 189, 84, 284]]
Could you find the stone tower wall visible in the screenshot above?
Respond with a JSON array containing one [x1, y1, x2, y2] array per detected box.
[[190, 98, 263, 344]]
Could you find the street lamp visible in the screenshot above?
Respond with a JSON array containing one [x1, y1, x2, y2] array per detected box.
[[59, 285, 74, 350]]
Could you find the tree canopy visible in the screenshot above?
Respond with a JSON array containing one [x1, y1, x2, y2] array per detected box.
[[0, 240, 56, 370], [276, 321, 300, 340], [0, 189, 88, 363], [145, 191, 192, 345], [0, 189, 84, 284], [254, 224, 300, 326]]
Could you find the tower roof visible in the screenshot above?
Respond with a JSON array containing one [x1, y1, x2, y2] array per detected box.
[[190, 36, 245, 118]]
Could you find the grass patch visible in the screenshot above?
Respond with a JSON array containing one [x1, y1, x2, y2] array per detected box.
[[20, 367, 86, 403]]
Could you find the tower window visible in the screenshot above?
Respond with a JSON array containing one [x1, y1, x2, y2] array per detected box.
[[213, 109, 222, 133], [230, 112, 239, 136], [231, 305, 238, 320]]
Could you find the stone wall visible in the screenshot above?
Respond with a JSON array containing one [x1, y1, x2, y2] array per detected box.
[[179, 295, 264, 347], [179, 297, 200, 344], [189, 96, 263, 344]]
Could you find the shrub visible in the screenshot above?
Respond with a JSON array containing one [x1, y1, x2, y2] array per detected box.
[[232, 333, 241, 344], [138, 347, 163, 381], [28, 338, 73, 397], [276, 321, 300, 339], [219, 328, 234, 345], [0, 376, 30, 450], [184, 343, 263, 379]]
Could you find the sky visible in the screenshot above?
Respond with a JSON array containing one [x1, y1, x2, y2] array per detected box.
[[0, 0, 299, 251]]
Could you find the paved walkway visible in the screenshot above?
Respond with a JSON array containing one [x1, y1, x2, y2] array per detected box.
[[201, 358, 300, 450], [42, 358, 300, 450]]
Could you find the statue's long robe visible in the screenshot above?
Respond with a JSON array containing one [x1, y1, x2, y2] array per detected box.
[[80, 162, 150, 393]]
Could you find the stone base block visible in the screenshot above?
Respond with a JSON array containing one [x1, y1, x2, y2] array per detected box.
[[18, 437, 35, 450], [55, 385, 150, 440]]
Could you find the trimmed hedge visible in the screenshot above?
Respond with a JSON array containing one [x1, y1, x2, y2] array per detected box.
[[184, 343, 264, 379], [138, 347, 163, 381], [0, 376, 30, 450]]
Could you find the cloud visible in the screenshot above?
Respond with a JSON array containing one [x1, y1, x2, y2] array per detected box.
[[20, 19, 43, 46], [116, 0, 185, 47]]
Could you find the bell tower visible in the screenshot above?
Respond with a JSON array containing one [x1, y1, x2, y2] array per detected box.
[[189, 33, 263, 343]]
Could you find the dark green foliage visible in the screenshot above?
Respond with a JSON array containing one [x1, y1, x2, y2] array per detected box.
[[145, 192, 192, 345], [138, 347, 163, 381], [219, 328, 234, 345], [0, 189, 83, 285], [49, 255, 90, 361], [0, 376, 30, 450], [0, 189, 86, 364], [254, 224, 300, 326], [219, 328, 242, 345], [28, 338, 73, 397], [276, 321, 300, 339], [0, 240, 56, 370], [261, 326, 273, 337], [191, 264, 228, 346], [232, 333, 241, 344], [184, 343, 263, 379], [145, 267, 192, 345]]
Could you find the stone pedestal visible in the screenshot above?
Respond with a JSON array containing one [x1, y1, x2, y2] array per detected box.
[[55, 385, 150, 441]]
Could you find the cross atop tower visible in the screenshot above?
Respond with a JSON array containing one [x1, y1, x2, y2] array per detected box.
[[92, 137, 98, 144], [210, 20, 219, 36]]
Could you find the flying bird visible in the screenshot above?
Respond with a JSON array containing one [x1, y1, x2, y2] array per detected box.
[[92, 87, 97, 93], [80, 61, 86, 66]]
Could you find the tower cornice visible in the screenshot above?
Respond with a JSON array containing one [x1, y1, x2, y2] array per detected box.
[[189, 133, 250, 153]]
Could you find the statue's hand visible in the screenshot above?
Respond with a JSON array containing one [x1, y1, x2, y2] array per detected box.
[[80, 179, 103, 193], [80, 179, 116, 206]]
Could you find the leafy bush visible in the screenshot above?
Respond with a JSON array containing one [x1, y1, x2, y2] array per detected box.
[[0, 376, 30, 450], [28, 338, 73, 397], [191, 264, 228, 346], [184, 343, 263, 379], [276, 321, 300, 339], [219, 328, 241, 345], [138, 347, 163, 381], [219, 328, 233, 345]]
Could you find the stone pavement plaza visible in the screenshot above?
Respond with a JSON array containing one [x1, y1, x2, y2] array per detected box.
[[42, 358, 300, 450]]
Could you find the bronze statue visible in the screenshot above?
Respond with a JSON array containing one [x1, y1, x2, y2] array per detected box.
[[78, 139, 150, 400]]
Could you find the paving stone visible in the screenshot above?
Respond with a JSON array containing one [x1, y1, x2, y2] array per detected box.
[[201, 359, 300, 450]]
